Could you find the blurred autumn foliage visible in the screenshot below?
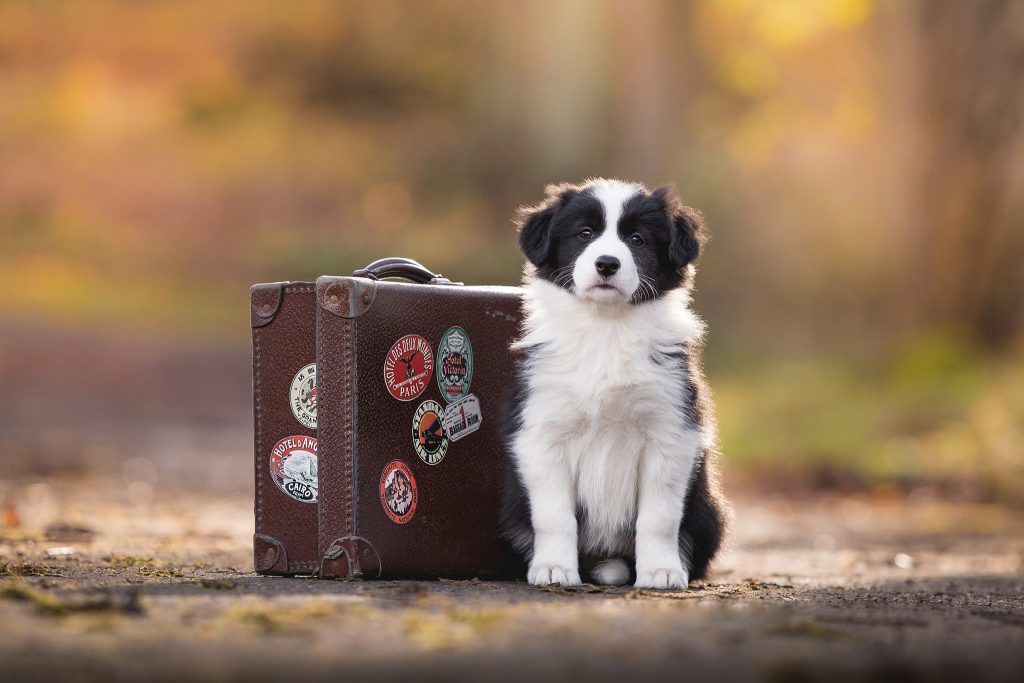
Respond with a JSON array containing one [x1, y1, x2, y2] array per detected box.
[[0, 0, 1021, 499]]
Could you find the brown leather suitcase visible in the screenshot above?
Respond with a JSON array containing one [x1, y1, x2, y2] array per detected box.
[[316, 259, 522, 579], [250, 281, 320, 575]]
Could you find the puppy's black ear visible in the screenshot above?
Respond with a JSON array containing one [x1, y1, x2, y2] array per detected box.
[[655, 185, 707, 271], [516, 184, 575, 268], [517, 204, 556, 268]]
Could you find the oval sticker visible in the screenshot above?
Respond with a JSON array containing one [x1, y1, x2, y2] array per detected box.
[[379, 460, 418, 524], [436, 326, 473, 402]]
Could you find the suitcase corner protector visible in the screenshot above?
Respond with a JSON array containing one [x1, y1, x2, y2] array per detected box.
[[250, 283, 284, 327], [318, 536, 382, 580], [316, 277, 376, 319], [253, 533, 289, 573]]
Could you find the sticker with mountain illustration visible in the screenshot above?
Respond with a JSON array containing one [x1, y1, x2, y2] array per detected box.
[[379, 460, 418, 524]]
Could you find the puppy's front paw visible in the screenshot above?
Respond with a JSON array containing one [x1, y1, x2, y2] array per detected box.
[[528, 562, 582, 587], [635, 567, 689, 590]]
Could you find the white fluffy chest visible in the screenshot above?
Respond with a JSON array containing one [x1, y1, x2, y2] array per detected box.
[[522, 347, 687, 553], [514, 282, 703, 554]]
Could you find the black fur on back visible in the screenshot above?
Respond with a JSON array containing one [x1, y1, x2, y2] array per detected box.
[[676, 343, 728, 580], [499, 348, 536, 570]]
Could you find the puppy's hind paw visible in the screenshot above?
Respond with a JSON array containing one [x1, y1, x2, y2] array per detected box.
[[528, 562, 582, 587], [635, 567, 689, 590]]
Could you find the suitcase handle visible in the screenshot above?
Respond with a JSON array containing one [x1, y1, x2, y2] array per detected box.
[[353, 257, 461, 285]]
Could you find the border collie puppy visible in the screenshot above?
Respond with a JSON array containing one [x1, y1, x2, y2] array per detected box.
[[501, 178, 728, 589]]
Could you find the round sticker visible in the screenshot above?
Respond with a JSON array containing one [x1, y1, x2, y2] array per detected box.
[[289, 363, 317, 429], [379, 460, 418, 524], [269, 435, 318, 504], [412, 400, 448, 465], [383, 335, 434, 401], [436, 326, 473, 402]]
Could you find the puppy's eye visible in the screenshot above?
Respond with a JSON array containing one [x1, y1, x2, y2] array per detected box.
[[578, 228, 594, 240], [629, 233, 645, 246]]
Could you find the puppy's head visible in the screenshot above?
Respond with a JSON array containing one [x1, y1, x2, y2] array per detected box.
[[516, 179, 706, 304]]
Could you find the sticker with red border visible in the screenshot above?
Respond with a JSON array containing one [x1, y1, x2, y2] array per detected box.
[[383, 335, 434, 401], [269, 435, 318, 503], [443, 393, 482, 442], [412, 399, 448, 465], [379, 460, 418, 524]]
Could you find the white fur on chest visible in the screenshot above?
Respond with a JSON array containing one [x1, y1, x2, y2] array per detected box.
[[512, 279, 705, 555]]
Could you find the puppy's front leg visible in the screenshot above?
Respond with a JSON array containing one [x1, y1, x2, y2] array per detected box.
[[634, 431, 701, 589], [515, 435, 581, 586]]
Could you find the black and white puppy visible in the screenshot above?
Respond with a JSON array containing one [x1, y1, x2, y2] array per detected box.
[[501, 178, 728, 589]]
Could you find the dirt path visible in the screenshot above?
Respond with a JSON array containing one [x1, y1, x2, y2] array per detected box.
[[1, 478, 1022, 682]]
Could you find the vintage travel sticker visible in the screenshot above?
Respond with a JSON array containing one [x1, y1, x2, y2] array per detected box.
[[443, 394, 483, 442], [379, 459, 418, 524], [269, 435, 318, 504], [436, 326, 473, 402], [383, 334, 434, 401], [412, 399, 448, 465], [289, 362, 317, 429]]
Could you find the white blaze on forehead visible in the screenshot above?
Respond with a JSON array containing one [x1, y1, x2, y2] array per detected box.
[[588, 179, 644, 235], [571, 179, 644, 301]]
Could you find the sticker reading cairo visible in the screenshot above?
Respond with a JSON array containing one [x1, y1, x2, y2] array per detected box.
[[379, 460, 418, 524], [412, 399, 448, 465], [383, 334, 434, 401], [289, 362, 317, 429], [269, 435, 318, 504], [436, 326, 473, 402]]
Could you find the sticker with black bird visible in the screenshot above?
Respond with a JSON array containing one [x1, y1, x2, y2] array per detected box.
[[383, 334, 434, 401], [412, 399, 448, 465]]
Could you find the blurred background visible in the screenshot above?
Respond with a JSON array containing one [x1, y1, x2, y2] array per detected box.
[[1, 0, 1022, 519]]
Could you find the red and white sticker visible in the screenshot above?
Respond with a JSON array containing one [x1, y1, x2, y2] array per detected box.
[[443, 394, 482, 442], [379, 460, 418, 524], [269, 435, 318, 504], [383, 335, 434, 401]]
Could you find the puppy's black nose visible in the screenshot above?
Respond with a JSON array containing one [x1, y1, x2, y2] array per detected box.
[[595, 255, 620, 277]]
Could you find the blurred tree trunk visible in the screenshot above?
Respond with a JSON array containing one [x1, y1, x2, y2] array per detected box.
[[913, 0, 1024, 346], [611, 0, 669, 182]]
